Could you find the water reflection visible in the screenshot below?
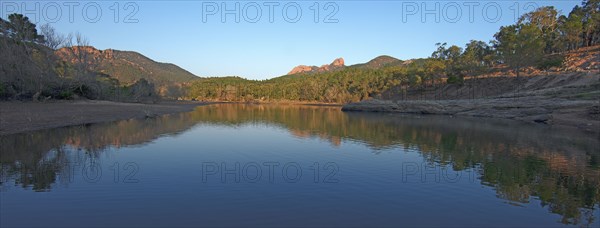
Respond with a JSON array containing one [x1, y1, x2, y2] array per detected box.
[[1, 104, 599, 226], [1, 113, 199, 191]]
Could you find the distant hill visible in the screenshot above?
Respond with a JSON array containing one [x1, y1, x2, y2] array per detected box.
[[349, 55, 404, 69], [56, 47, 198, 85]]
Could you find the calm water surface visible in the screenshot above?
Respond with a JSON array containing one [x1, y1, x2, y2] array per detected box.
[[1, 104, 599, 227]]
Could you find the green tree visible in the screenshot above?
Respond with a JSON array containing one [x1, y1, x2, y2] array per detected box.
[[494, 23, 545, 77], [559, 13, 583, 51], [582, 0, 600, 46], [459, 40, 494, 77], [0, 14, 44, 43], [518, 7, 559, 53], [431, 43, 462, 61]]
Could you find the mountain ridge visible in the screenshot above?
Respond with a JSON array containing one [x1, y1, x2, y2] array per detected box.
[[56, 46, 409, 83], [349, 55, 404, 69], [56, 46, 199, 85]]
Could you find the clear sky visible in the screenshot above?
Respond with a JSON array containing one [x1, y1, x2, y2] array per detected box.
[[1, 1, 581, 79]]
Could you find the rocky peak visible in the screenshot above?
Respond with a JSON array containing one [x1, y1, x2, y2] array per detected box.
[[288, 65, 318, 75], [331, 58, 344, 67], [287, 57, 346, 75]]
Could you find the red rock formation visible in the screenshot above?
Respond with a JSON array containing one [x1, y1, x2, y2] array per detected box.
[[288, 65, 319, 75], [331, 58, 344, 67], [55, 46, 115, 64], [287, 57, 345, 75]]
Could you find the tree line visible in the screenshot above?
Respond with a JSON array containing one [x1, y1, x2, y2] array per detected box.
[[187, 0, 599, 103], [187, 68, 398, 103]]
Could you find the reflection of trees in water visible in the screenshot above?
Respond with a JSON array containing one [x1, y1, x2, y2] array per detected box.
[[0, 143, 102, 192], [190, 104, 600, 225], [1, 104, 598, 225], [365, 114, 599, 225], [0, 113, 199, 191]]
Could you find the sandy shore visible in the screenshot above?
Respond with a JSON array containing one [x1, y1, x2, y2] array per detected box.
[[0, 100, 210, 135]]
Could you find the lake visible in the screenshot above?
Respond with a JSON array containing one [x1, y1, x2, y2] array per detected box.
[[1, 104, 599, 227]]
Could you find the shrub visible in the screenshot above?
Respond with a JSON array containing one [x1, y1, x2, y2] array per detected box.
[[0, 82, 4, 96], [537, 55, 564, 71], [57, 90, 74, 99], [447, 75, 464, 84]]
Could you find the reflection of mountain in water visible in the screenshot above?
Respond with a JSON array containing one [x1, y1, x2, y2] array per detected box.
[[1, 104, 598, 225]]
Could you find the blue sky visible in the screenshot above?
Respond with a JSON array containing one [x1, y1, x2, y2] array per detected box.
[[1, 1, 581, 79]]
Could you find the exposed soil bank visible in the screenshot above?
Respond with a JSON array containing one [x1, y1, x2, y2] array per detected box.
[[343, 73, 600, 133], [0, 100, 210, 135]]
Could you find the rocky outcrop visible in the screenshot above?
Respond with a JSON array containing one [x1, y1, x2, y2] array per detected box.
[[330, 58, 345, 67], [288, 65, 319, 75], [287, 58, 345, 75], [55, 46, 115, 63], [319, 58, 344, 71]]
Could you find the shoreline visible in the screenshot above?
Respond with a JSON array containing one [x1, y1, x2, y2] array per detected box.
[[0, 100, 211, 136], [2, 93, 597, 136], [342, 72, 600, 134], [342, 97, 600, 134], [0, 100, 343, 136]]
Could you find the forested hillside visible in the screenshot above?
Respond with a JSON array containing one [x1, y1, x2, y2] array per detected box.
[[0, 17, 151, 102], [56, 48, 197, 85], [186, 0, 599, 103], [56, 47, 197, 98]]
